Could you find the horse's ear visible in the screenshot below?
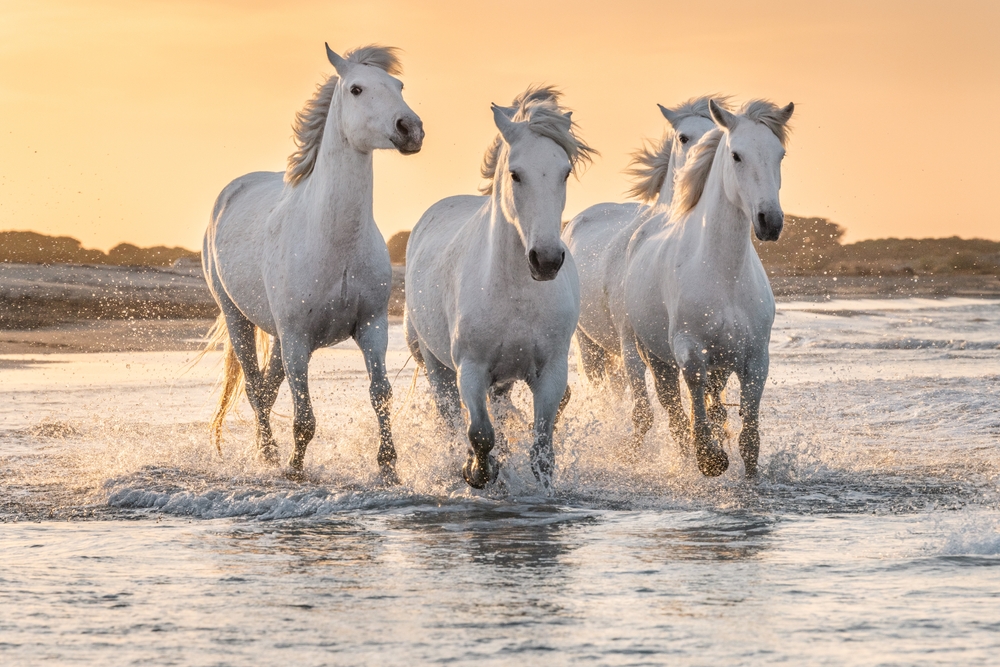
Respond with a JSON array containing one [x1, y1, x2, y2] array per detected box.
[[325, 43, 349, 73], [658, 104, 680, 128], [492, 104, 523, 143], [777, 102, 795, 125], [495, 104, 517, 120], [709, 99, 738, 130], [563, 111, 573, 120]]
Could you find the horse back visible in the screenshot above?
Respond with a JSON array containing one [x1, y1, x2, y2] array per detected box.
[[564, 202, 649, 352], [204, 171, 285, 333]]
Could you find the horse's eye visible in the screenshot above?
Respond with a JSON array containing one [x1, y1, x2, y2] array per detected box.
[[350, 85, 363, 96], [732, 152, 742, 163], [511, 171, 521, 183], [679, 134, 689, 144]]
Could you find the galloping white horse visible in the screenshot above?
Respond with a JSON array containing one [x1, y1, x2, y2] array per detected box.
[[405, 87, 594, 489], [562, 97, 727, 449], [625, 99, 793, 477], [202, 44, 424, 479]]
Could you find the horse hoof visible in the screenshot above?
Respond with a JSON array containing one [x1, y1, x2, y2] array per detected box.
[[462, 453, 498, 489], [696, 444, 729, 477], [379, 462, 401, 486], [260, 444, 280, 465], [530, 456, 555, 490], [286, 453, 305, 478]]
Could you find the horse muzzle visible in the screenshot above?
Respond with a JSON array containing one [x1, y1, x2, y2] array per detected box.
[[527, 247, 565, 281], [754, 209, 784, 242], [392, 116, 424, 155]]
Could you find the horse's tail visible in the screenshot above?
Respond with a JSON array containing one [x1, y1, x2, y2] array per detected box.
[[206, 315, 241, 455], [199, 313, 270, 456]]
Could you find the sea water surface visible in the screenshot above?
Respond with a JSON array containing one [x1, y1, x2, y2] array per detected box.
[[2, 298, 999, 665]]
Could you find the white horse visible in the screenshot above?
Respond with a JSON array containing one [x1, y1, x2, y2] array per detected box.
[[624, 99, 793, 477], [404, 87, 594, 489], [562, 97, 728, 449], [202, 44, 423, 479]]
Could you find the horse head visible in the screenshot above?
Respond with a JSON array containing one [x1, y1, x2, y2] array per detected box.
[[326, 44, 424, 155], [708, 99, 793, 242], [492, 105, 572, 280], [659, 99, 721, 176]]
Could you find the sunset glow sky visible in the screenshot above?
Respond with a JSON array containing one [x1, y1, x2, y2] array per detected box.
[[2, 0, 998, 250]]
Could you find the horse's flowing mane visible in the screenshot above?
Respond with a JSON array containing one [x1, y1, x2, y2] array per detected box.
[[479, 85, 596, 195], [672, 99, 792, 216], [285, 45, 403, 186], [624, 96, 725, 202], [742, 99, 792, 148], [624, 133, 674, 203]]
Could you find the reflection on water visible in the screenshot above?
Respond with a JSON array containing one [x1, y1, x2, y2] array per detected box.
[[2, 298, 1000, 664]]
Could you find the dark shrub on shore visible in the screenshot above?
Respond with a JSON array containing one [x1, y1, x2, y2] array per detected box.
[[0, 231, 199, 267]]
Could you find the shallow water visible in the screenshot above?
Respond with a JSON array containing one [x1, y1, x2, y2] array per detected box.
[[2, 298, 999, 665]]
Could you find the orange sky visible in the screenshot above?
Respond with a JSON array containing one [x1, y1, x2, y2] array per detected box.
[[1, 0, 998, 250]]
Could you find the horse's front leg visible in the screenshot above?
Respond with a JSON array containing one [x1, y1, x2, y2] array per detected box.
[[736, 352, 769, 479], [279, 335, 316, 474], [675, 336, 729, 477], [528, 360, 570, 491], [354, 315, 399, 485], [456, 362, 498, 489], [621, 329, 653, 452]]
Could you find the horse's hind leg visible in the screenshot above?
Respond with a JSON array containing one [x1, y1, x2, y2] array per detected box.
[[674, 337, 729, 477], [735, 353, 769, 479], [217, 293, 278, 462], [644, 350, 691, 455], [576, 330, 608, 387], [419, 342, 462, 427], [456, 362, 498, 489], [255, 336, 285, 462], [355, 315, 399, 484]]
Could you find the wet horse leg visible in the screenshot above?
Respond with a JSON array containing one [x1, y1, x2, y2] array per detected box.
[[355, 315, 399, 484], [576, 330, 609, 387], [528, 360, 570, 490], [217, 294, 278, 462], [255, 336, 285, 462], [736, 353, 769, 478], [674, 336, 729, 477], [457, 362, 497, 489], [621, 330, 653, 452], [419, 342, 462, 428], [706, 371, 730, 444], [644, 350, 692, 455], [279, 335, 315, 474]]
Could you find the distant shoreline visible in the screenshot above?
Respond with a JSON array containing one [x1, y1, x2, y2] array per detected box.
[[0, 262, 996, 354]]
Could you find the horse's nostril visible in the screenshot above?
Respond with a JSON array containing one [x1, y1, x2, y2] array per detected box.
[[396, 119, 409, 136], [757, 212, 766, 226], [557, 250, 565, 270], [528, 249, 539, 268]]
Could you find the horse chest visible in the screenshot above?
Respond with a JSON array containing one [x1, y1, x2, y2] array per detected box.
[[453, 286, 575, 381]]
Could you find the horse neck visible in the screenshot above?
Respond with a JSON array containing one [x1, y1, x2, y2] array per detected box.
[[299, 99, 375, 245], [687, 143, 755, 273], [485, 180, 532, 285], [654, 147, 680, 207]]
